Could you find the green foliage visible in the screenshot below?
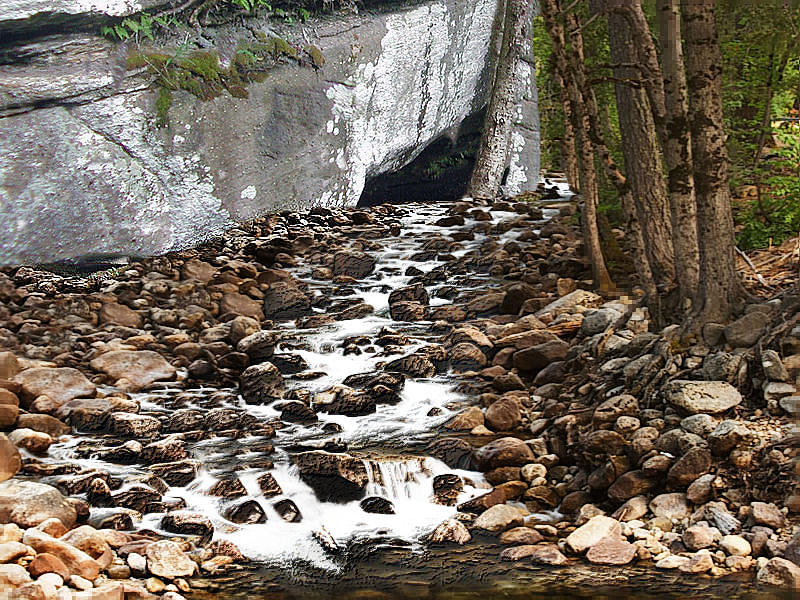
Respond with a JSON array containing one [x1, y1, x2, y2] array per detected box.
[[101, 13, 177, 41], [230, 0, 272, 12]]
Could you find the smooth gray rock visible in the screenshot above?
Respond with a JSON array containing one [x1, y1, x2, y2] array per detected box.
[[663, 380, 742, 415]]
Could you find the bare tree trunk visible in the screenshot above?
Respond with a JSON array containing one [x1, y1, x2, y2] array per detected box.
[[556, 76, 580, 190], [657, 0, 700, 306], [606, 6, 676, 296], [542, 0, 613, 291], [469, 0, 535, 201], [682, 0, 744, 324]]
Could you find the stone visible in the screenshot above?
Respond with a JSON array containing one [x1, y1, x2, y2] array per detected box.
[[0, 480, 76, 528], [389, 301, 428, 322], [708, 420, 751, 455], [262, 282, 310, 320], [446, 407, 484, 430], [751, 502, 786, 529], [762, 349, 789, 381], [608, 471, 658, 503], [611, 496, 649, 522], [15, 414, 70, 438], [333, 251, 376, 279], [90, 351, 176, 391], [528, 544, 568, 565], [220, 293, 264, 320], [432, 474, 463, 506], [535, 290, 602, 318], [8, 428, 52, 454], [160, 513, 214, 543], [0, 541, 28, 563], [448, 342, 486, 372], [0, 403, 18, 430], [725, 311, 770, 348], [225, 500, 266, 524], [512, 340, 569, 372], [499, 527, 544, 545], [240, 362, 284, 404], [475, 437, 535, 470], [13, 367, 95, 407], [585, 536, 636, 565], [520, 463, 547, 483], [680, 414, 718, 437], [655, 555, 690, 569], [565, 516, 623, 554], [780, 396, 800, 415], [683, 523, 716, 551], [99, 303, 142, 328], [27, 553, 70, 580], [145, 541, 195, 579], [473, 504, 524, 533], [293, 452, 369, 502], [649, 493, 691, 520], [236, 331, 276, 362], [580, 308, 621, 336], [757, 557, 800, 589], [23, 528, 101, 580], [687, 474, 716, 505], [0, 434, 21, 482], [428, 519, 471, 545], [679, 551, 714, 573], [0, 353, 20, 380], [667, 447, 712, 488], [108, 413, 160, 438], [484, 398, 521, 432], [663, 380, 742, 415], [720, 534, 751, 556], [359, 497, 394, 514], [0, 563, 31, 587]]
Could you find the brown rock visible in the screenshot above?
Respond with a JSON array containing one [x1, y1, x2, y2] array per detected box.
[[8, 428, 51, 454], [757, 557, 800, 589], [0, 353, 20, 381], [27, 553, 70, 579], [485, 398, 521, 432], [220, 293, 264, 320], [99, 303, 142, 328], [448, 343, 487, 372], [499, 527, 544, 546], [476, 437, 535, 470], [0, 434, 20, 482], [667, 447, 712, 488], [512, 340, 569, 372], [608, 471, 658, 503], [528, 544, 568, 565], [15, 414, 70, 438], [445, 407, 484, 431], [0, 480, 76, 528], [751, 502, 786, 530], [586, 536, 636, 565], [23, 528, 101, 580], [12, 367, 95, 407], [90, 351, 176, 391], [145, 540, 196, 579], [566, 516, 623, 553], [679, 551, 714, 573]]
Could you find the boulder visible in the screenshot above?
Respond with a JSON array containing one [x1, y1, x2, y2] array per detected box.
[[751, 502, 786, 530], [8, 428, 52, 454], [389, 301, 428, 322], [262, 282, 311, 320], [472, 504, 524, 533], [108, 413, 160, 438], [225, 500, 266, 524], [608, 471, 658, 503], [484, 398, 521, 432], [145, 540, 196, 579], [528, 544, 568, 565], [475, 437, 535, 470], [565, 516, 622, 554], [0, 434, 20, 482], [90, 351, 176, 390], [240, 362, 284, 404], [725, 311, 770, 348], [667, 447, 712, 488], [293, 452, 369, 502], [585, 536, 636, 565], [99, 303, 142, 328], [0, 480, 77, 528], [683, 523, 716, 551], [220, 292, 264, 320], [428, 519, 471, 545], [757, 557, 800, 589], [15, 414, 70, 438], [22, 528, 101, 580], [13, 367, 95, 407], [445, 407, 484, 431], [663, 380, 742, 415], [535, 290, 602, 317], [448, 343, 486, 372], [160, 513, 214, 543], [499, 527, 544, 546], [512, 340, 569, 372], [649, 493, 691, 520], [236, 331, 276, 362], [720, 534, 751, 557], [333, 251, 376, 279], [708, 420, 752, 455]]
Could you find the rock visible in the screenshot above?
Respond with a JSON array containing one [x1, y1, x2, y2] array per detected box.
[[679, 550, 714, 573], [220, 292, 264, 320], [501, 284, 539, 315], [27, 553, 70, 579], [313, 386, 374, 417], [611, 496, 649, 522], [499, 527, 543, 545], [293, 452, 369, 502], [475, 437, 535, 470], [446, 407, 484, 431], [585, 536, 636, 565], [432, 474, 463, 506], [240, 363, 284, 404], [99, 303, 142, 328], [780, 396, 800, 415], [13, 367, 95, 407], [360, 497, 395, 514], [725, 311, 770, 348], [680, 414, 719, 437], [0, 402, 18, 430], [683, 523, 716, 550], [23, 528, 101, 580], [425, 437, 475, 470], [90, 351, 175, 390], [528, 544, 568, 565], [580, 308, 621, 336], [146, 541, 195, 579], [108, 413, 160, 438], [687, 474, 716, 505], [428, 519, 471, 545], [751, 502, 786, 529], [448, 343, 486, 372], [0, 353, 20, 381], [535, 290, 602, 318], [757, 557, 800, 589], [663, 380, 742, 415], [520, 463, 547, 483], [762, 349, 789, 381], [59, 526, 113, 569], [8, 428, 52, 454], [473, 505, 524, 533], [566, 516, 623, 554], [0, 481, 76, 528], [333, 251, 375, 279], [649, 493, 691, 520], [388, 283, 429, 306], [720, 534, 751, 556], [593, 394, 638, 426], [0, 563, 31, 587], [0, 434, 21, 482], [608, 471, 658, 503], [512, 340, 569, 372], [389, 301, 428, 322], [763, 381, 797, 403], [15, 414, 69, 438], [257, 473, 282, 497], [273, 499, 302, 522], [161, 513, 213, 543], [582, 430, 627, 455], [708, 420, 752, 455], [484, 398, 521, 432], [667, 447, 712, 488], [225, 501, 266, 524], [385, 354, 436, 377], [655, 555, 690, 569], [0, 541, 28, 563], [236, 331, 276, 362], [262, 282, 310, 320]]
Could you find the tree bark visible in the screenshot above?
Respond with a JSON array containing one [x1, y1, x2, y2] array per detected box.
[[681, 0, 744, 324], [606, 5, 676, 296], [657, 0, 700, 306], [542, 0, 613, 290], [469, 0, 535, 201]]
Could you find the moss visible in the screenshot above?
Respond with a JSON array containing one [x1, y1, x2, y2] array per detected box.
[[155, 87, 173, 127], [303, 44, 325, 68], [178, 51, 222, 81]]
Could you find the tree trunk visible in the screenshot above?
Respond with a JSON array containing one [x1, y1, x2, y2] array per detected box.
[[542, 0, 613, 291], [657, 0, 700, 306], [469, 0, 535, 201], [557, 78, 580, 190], [681, 0, 744, 324], [606, 6, 676, 296]]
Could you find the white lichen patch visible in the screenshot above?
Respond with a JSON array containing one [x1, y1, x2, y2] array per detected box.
[[240, 186, 257, 200]]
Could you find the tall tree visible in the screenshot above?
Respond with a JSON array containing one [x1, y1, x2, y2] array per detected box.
[[469, 0, 536, 200], [681, 0, 745, 323]]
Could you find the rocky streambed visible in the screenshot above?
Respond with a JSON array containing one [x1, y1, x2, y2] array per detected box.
[[0, 180, 798, 599]]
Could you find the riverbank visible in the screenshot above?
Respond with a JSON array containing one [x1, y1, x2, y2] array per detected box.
[[0, 181, 798, 598]]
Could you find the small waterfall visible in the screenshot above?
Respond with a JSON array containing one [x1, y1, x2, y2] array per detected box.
[[363, 457, 434, 501]]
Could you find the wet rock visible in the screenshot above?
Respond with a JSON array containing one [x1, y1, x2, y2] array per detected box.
[[15, 414, 69, 438], [240, 362, 284, 404], [225, 501, 266, 524], [499, 527, 543, 545], [679, 550, 714, 573], [209, 478, 247, 498], [271, 353, 309, 375], [586, 536, 636, 565], [484, 397, 521, 432], [446, 406, 484, 431], [667, 447, 712, 488], [448, 343, 486, 372], [566, 516, 623, 553], [262, 282, 311, 320], [429, 519, 471, 545], [257, 473, 283, 497], [13, 367, 96, 407], [23, 528, 101, 581], [0, 434, 21, 482], [293, 452, 369, 502], [0, 480, 76, 528], [528, 544, 568, 565], [473, 504, 524, 533], [90, 351, 176, 391], [360, 497, 395, 514], [280, 400, 319, 423], [146, 540, 196, 579], [389, 301, 428, 322], [333, 251, 376, 278], [432, 474, 463, 506], [476, 437, 535, 470], [236, 331, 276, 362], [313, 386, 375, 416], [273, 499, 302, 522], [757, 557, 800, 589], [108, 413, 160, 438], [663, 380, 742, 415], [388, 283, 429, 306], [385, 354, 436, 378], [149, 462, 197, 487]]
